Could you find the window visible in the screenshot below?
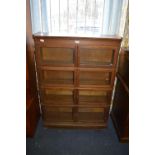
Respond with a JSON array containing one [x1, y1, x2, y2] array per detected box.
[[30, 0, 128, 36]]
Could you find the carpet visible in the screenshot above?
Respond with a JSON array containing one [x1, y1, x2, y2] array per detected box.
[[26, 118, 129, 155]]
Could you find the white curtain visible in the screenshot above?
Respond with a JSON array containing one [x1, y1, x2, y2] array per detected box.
[[30, 0, 128, 36]]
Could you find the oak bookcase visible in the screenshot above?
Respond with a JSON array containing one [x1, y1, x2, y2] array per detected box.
[[33, 33, 121, 128]]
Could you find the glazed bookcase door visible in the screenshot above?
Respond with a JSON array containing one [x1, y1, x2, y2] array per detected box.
[[79, 70, 113, 87], [42, 105, 73, 123], [40, 88, 75, 105], [38, 47, 75, 66], [78, 89, 111, 106], [77, 107, 107, 123], [79, 46, 116, 67], [38, 69, 75, 86]]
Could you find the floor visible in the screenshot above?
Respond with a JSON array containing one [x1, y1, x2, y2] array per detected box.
[[27, 118, 129, 155]]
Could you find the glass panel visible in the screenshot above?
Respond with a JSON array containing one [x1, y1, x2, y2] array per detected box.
[[78, 107, 105, 122], [42, 106, 73, 122], [80, 71, 111, 86], [41, 70, 74, 85], [41, 47, 74, 65], [42, 89, 74, 104], [80, 48, 114, 66], [79, 90, 109, 104]]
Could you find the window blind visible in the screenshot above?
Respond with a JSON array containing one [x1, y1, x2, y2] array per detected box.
[[30, 0, 128, 35]]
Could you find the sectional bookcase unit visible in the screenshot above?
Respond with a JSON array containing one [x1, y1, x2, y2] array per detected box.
[[33, 33, 121, 128]]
